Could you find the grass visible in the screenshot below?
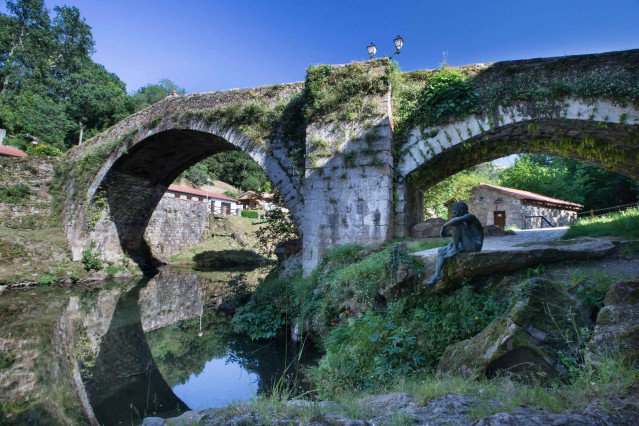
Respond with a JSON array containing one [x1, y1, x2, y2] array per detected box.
[[405, 238, 449, 253], [393, 354, 638, 420], [161, 353, 638, 424], [563, 207, 639, 239]]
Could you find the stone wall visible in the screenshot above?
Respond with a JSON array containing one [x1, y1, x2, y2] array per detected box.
[[143, 194, 211, 258], [0, 157, 57, 228], [523, 204, 578, 228]]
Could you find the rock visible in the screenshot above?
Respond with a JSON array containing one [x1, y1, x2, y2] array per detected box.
[[363, 392, 414, 415], [483, 225, 515, 237], [420, 237, 616, 293], [437, 278, 590, 382], [142, 418, 167, 426], [221, 413, 260, 425], [379, 244, 414, 299], [410, 218, 447, 238], [471, 406, 595, 425], [274, 238, 302, 264], [586, 281, 639, 362], [404, 395, 487, 425]]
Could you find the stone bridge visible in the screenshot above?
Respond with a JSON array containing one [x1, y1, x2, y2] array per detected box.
[[57, 49, 639, 273]]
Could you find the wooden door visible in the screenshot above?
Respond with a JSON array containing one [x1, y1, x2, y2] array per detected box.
[[494, 211, 506, 228]]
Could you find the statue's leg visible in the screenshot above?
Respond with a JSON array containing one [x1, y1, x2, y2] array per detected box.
[[427, 245, 449, 285], [443, 224, 463, 258]]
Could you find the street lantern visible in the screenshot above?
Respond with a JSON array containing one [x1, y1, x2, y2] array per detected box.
[[367, 43, 377, 59], [366, 36, 404, 60], [393, 35, 404, 53]]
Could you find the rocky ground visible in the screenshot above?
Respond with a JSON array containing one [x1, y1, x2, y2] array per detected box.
[[143, 392, 639, 425]]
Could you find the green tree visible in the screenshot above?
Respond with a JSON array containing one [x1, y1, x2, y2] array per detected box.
[[63, 61, 132, 147], [422, 162, 502, 218], [130, 78, 185, 112], [0, 1, 130, 149], [499, 155, 639, 211], [0, 0, 51, 97]]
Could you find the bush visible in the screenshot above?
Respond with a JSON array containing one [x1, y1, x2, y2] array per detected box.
[[0, 183, 32, 204], [310, 285, 506, 395], [241, 209, 259, 219], [26, 143, 63, 157], [81, 243, 103, 271]]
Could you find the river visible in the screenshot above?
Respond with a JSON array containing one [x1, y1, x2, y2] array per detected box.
[[0, 268, 317, 425]]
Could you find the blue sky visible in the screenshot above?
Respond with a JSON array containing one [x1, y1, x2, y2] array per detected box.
[[5, 0, 639, 94]]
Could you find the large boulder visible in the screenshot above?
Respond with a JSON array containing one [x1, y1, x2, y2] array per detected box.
[[273, 238, 302, 264], [587, 281, 639, 362], [483, 224, 515, 237], [437, 278, 590, 382], [420, 237, 616, 293], [410, 218, 447, 238]]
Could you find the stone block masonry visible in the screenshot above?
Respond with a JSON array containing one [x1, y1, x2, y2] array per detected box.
[[301, 62, 394, 273], [144, 195, 211, 258]]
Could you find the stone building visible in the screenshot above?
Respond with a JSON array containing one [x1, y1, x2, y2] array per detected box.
[[446, 183, 583, 229]]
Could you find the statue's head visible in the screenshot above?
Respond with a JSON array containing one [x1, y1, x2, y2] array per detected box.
[[451, 201, 469, 217]]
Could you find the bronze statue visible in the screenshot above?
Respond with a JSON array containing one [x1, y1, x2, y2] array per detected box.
[[426, 201, 484, 285]]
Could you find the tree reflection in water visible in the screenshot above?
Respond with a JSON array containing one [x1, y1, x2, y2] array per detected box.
[[84, 269, 317, 424]]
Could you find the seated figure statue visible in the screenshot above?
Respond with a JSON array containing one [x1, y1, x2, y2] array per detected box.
[[426, 201, 484, 285]]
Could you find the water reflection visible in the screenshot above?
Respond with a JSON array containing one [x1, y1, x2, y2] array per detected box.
[[81, 268, 316, 424]]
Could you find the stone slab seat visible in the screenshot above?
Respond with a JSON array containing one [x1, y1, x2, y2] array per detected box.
[[414, 237, 617, 293]]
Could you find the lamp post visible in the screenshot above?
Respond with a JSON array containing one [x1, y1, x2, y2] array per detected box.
[[366, 35, 404, 60]]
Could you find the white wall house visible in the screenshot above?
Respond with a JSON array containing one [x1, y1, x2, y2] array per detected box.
[[167, 184, 242, 216]]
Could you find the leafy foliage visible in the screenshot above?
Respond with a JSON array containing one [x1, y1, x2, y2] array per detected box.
[[254, 192, 299, 255], [0, 182, 32, 203], [0, 1, 132, 149], [80, 241, 102, 271], [305, 60, 388, 123], [130, 78, 185, 111], [26, 143, 62, 157], [180, 150, 271, 192], [500, 154, 639, 211], [241, 209, 258, 219], [422, 162, 501, 217], [310, 286, 506, 395]]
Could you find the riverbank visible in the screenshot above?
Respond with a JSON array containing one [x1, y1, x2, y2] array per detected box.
[[200, 232, 639, 425]]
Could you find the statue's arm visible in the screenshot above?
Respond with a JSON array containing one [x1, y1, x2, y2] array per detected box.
[[442, 214, 474, 228]]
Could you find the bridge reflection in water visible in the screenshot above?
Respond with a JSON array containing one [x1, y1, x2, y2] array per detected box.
[[83, 269, 316, 425]]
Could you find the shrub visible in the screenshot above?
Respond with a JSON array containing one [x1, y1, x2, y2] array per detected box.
[[26, 143, 63, 157], [81, 243, 103, 271], [310, 285, 506, 396], [241, 209, 259, 219], [0, 183, 32, 204]]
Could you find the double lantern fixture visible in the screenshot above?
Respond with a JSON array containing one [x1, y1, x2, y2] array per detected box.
[[367, 35, 404, 60]]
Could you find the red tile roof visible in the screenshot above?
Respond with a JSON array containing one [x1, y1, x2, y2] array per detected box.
[[0, 146, 27, 157], [167, 184, 237, 202], [477, 183, 583, 210]]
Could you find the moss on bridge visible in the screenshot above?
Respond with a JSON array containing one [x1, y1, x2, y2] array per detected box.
[[393, 49, 639, 188]]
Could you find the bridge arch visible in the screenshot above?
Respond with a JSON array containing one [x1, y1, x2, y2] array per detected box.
[[394, 97, 639, 236], [61, 86, 305, 267]]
